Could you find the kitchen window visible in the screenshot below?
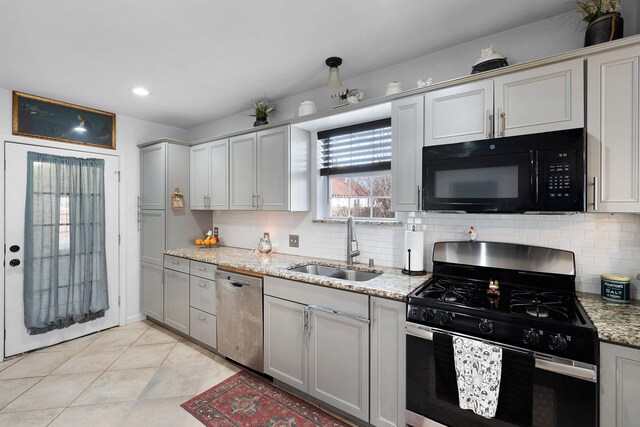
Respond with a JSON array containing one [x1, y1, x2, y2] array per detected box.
[[318, 119, 394, 219]]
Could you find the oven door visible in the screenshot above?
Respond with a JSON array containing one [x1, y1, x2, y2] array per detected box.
[[406, 323, 597, 427], [422, 144, 536, 213]]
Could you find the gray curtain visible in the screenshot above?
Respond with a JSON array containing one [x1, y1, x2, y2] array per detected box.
[[24, 152, 109, 335]]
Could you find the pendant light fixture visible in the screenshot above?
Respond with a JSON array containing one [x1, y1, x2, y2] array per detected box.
[[325, 57, 343, 88]]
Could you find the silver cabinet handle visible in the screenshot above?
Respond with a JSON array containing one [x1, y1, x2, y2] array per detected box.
[[252, 194, 256, 208], [195, 266, 206, 271], [592, 177, 598, 211], [486, 110, 493, 139], [417, 185, 421, 210], [170, 260, 180, 265], [499, 110, 506, 137], [306, 304, 370, 325], [195, 315, 207, 321], [197, 282, 207, 288], [256, 194, 261, 209]]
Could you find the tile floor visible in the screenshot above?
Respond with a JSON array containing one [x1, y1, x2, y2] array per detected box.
[[0, 320, 242, 427]]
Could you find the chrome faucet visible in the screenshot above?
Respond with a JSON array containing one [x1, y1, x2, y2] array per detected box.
[[346, 216, 360, 265]]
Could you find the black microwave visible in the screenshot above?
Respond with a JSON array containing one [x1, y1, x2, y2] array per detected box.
[[422, 128, 585, 213]]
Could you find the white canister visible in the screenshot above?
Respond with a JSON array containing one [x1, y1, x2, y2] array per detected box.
[[385, 81, 403, 96], [298, 100, 317, 117]]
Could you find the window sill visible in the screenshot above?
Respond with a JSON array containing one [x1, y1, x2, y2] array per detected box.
[[312, 219, 403, 227]]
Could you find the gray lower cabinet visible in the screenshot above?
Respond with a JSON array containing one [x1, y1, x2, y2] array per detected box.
[[189, 261, 217, 349], [141, 262, 164, 322], [370, 297, 406, 427], [264, 276, 370, 422], [264, 295, 307, 390], [163, 267, 190, 335], [600, 342, 640, 426]]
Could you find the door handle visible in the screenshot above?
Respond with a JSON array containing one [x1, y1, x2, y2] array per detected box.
[[9, 259, 20, 267], [417, 185, 421, 210], [499, 110, 506, 137], [486, 110, 493, 139]]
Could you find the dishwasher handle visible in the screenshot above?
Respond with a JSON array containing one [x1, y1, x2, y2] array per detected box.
[[215, 270, 262, 288]]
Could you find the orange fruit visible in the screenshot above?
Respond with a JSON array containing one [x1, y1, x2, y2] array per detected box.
[[195, 239, 203, 245]]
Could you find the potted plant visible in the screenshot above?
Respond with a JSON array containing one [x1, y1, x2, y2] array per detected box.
[[251, 97, 275, 127], [577, 0, 623, 46]]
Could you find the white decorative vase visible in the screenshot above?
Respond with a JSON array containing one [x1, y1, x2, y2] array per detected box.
[[298, 100, 317, 117], [385, 81, 403, 96]]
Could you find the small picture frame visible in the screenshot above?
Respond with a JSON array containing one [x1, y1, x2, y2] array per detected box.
[[171, 188, 185, 210]]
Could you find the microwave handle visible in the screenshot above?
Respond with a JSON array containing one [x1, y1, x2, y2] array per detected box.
[[531, 150, 539, 203]]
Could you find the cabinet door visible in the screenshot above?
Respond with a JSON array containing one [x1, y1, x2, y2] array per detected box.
[[494, 58, 584, 137], [208, 139, 230, 210], [424, 80, 493, 146], [600, 342, 640, 427], [163, 269, 190, 335], [190, 144, 209, 210], [264, 296, 307, 391], [140, 209, 165, 265], [257, 127, 289, 210], [140, 143, 166, 209], [370, 297, 406, 427], [140, 262, 163, 322], [229, 133, 257, 210], [309, 307, 369, 421], [391, 95, 424, 211], [587, 46, 640, 213]]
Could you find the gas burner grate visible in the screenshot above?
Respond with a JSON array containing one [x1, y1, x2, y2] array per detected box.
[[510, 290, 571, 322], [421, 279, 477, 305]]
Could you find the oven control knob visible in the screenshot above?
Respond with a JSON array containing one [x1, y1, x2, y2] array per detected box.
[[479, 319, 494, 334], [523, 329, 540, 345], [550, 334, 568, 351], [439, 312, 453, 326], [421, 308, 434, 322]]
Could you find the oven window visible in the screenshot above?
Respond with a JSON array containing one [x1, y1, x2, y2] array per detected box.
[[435, 165, 519, 199], [406, 333, 597, 427]]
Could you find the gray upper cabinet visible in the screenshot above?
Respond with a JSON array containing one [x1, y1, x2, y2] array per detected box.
[[425, 80, 493, 146], [189, 143, 209, 210], [190, 139, 229, 210], [140, 144, 167, 209], [391, 95, 424, 212], [229, 125, 310, 211], [425, 59, 583, 146], [587, 45, 640, 213], [257, 127, 289, 211], [494, 58, 584, 137], [230, 133, 257, 210]]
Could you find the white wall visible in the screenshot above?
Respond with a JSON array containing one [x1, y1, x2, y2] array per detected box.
[[192, 12, 640, 298], [0, 87, 187, 325]]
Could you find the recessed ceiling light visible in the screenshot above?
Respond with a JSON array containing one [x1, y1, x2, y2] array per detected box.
[[131, 87, 150, 96]]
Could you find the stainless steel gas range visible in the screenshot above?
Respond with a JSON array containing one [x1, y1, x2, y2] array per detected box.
[[406, 241, 598, 427]]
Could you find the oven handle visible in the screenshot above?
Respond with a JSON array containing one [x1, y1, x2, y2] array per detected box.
[[406, 322, 597, 383]]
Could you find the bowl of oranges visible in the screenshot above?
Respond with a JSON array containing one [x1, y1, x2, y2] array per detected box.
[[195, 230, 218, 248]]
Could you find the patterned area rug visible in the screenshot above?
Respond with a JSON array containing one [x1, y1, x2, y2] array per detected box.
[[181, 371, 352, 426]]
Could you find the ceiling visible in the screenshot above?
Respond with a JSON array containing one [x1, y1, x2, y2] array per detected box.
[[0, 1, 575, 129]]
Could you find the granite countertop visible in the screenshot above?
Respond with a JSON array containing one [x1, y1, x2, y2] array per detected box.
[[164, 246, 428, 301], [578, 292, 640, 349]]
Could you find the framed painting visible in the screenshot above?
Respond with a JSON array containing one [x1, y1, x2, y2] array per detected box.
[[12, 91, 116, 149]]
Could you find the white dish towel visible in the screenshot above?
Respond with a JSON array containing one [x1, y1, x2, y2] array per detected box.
[[453, 336, 503, 418]]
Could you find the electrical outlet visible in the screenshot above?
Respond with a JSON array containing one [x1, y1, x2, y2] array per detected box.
[[213, 227, 218, 237], [264, 232, 270, 239], [289, 234, 299, 248]]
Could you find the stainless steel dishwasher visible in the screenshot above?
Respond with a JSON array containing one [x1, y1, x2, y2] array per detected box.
[[215, 270, 263, 372]]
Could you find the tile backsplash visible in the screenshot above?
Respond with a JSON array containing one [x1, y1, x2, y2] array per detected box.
[[212, 210, 640, 297], [409, 212, 640, 297]]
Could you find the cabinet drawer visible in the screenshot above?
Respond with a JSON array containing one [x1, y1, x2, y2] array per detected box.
[[190, 308, 217, 349], [190, 260, 217, 280], [190, 276, 216, 315], [164, 255, 189, 273]]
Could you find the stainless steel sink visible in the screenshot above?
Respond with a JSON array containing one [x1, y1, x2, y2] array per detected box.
[[289, 264, 381, 282]]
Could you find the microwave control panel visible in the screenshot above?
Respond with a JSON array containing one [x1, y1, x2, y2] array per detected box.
[[543, 149, 577, 202]]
